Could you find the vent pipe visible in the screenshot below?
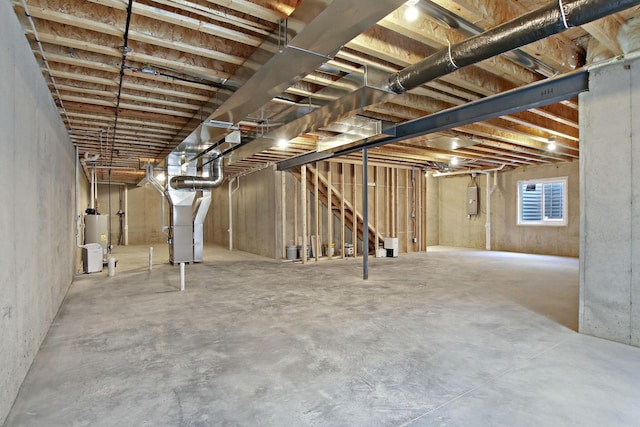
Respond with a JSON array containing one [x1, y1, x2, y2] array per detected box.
[[169, 152, 224, 190], [387, 0, 640, 94]]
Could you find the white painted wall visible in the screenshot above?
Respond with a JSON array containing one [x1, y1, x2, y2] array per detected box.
[[0, 4, 77, 423], [580, 56, 640, 347], [435, 161, 580, 257]]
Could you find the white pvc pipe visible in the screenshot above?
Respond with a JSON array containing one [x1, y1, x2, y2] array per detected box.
[[124, 186, 129, 245], [431, 164, 505, 178], [148, 247, 153, 271], [228, 177, 239, 251], [180, 263, 185, 291], [90, 167, 95, 210], [483, 170, 500, 250], [94, 170, 99, 210], [485, 172, 492, 250], [228, 179, 233, 251], [107, 258, 116, 277]]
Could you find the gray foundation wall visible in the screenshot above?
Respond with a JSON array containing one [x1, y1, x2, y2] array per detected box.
[[205, 167, 279, 258], [96, 184, 168, 246], [436, 161, 579, 257], [0, 3, 77, 423], [579, 56, 640, 347]]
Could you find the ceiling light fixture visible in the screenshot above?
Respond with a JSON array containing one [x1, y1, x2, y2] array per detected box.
[[450, 156, 459, 166], [277, 138, 288, 149], [405, 0, 419, 22], [156, 172, 165, 182], [547, 136, 557, 151]]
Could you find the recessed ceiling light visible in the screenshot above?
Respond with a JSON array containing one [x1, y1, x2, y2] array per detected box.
[[405, 5, 419, 22], [547, 136, 557, 151]]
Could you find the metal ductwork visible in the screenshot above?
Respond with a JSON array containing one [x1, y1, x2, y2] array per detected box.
[[175, 0, 408, 156], [277, 0, 640, 170], [170, 153, 224, 190], [231, 0, 640, 166], [228, 66, 395, 161], [386, 0, 640, 94], [420, 0, 558, 77], [149, 0, 409, 264]]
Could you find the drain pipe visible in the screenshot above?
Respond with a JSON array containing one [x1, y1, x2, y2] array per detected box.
[[228, 177, 240, 251], [432, 165, 505, 178], [386, 0, 640, 94], [483, 168, 503, 251]]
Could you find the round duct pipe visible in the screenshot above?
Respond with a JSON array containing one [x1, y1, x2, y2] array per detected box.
[[386, 0, 640, 94], [169, 154, 224, 190]]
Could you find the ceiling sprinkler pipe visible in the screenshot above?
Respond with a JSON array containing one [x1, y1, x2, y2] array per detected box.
[[386, 0, 640, 94]]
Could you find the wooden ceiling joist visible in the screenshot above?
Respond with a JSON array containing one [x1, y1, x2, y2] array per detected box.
[[15, 0, 640, 182]]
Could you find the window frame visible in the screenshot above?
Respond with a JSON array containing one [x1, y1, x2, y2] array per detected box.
[[516, 177, 568, 227]]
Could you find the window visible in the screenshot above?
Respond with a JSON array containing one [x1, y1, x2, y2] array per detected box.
[[517, 177, 568, 226]]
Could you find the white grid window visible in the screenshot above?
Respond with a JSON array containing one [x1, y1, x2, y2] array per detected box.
[[517, 177, 568, 226]]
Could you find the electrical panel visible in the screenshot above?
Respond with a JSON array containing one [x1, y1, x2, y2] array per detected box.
[[467, 186, 478, 216]]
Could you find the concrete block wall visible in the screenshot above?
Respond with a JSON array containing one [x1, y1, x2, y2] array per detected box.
[[580, 56, 640, 347], [435, 161, 579, 257], [0, 3, 77, 423]]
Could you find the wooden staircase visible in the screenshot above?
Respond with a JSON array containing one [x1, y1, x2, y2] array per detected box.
[[290, 164, 383, 253]]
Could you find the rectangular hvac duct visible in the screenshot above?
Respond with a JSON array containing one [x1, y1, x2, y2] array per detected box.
[[173, 0, 407, 154], [229, 66, 395, 161]]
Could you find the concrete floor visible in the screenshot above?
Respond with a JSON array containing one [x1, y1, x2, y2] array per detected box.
[[5, 245, 640, 426]]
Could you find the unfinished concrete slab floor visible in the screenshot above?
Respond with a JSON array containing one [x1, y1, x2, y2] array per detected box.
[[5, 246, 640, 426]]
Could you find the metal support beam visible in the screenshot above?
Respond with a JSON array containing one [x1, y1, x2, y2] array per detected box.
[[277, 70, 589, 170], [363, 148, 369, 280]]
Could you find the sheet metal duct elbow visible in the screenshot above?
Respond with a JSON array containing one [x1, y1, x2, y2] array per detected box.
[[169, 156, 224, 190]]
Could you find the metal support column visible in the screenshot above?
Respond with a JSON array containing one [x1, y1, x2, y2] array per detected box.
[[363, 148, 369, 281]]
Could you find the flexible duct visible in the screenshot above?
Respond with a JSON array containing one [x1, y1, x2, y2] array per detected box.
[[169, 155, 224, 190], [386, 0, 640, 93]]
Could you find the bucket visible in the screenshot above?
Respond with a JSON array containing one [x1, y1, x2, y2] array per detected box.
[[344, 243, 354, 257], [286, 245, 297, 260], [323, 242, 335, 257], [297, 245, 310, 259]]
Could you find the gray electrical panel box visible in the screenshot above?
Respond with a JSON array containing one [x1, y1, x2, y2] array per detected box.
[[467, 186, 478, 216]]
